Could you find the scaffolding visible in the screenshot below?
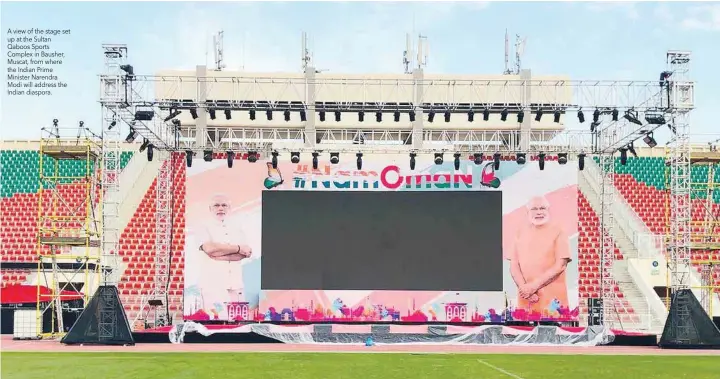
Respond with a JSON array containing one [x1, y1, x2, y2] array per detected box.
[[36, 122, 102, 338]]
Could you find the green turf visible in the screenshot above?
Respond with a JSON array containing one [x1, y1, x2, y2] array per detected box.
[[2, 353, 719, 379]]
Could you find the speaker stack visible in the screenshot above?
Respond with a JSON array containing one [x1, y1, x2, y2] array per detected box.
[[587, 298, 604, 326]]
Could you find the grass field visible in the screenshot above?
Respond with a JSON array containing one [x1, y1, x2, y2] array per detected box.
[[2, 352, 719, 379]]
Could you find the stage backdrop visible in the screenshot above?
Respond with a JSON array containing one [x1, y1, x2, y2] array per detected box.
[[184, 154, 579, 323]]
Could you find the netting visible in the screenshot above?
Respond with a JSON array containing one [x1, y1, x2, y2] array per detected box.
[[169, 322, 615, 346]]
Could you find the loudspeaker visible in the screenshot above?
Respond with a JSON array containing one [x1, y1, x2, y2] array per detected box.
[[587, 298, 604, 326]]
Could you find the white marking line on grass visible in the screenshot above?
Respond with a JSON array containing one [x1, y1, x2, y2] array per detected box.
[[477, 359, 526, 379]]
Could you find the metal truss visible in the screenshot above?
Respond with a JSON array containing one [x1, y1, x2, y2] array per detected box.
[[152, 151, 172, 326]]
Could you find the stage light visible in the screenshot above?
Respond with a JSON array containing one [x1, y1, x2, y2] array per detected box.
[[330, 152, 340, 164], [272, 151, 279, 168], [645, 111, 666, 125], [428, 111, 435, 123], [493, 152, 501, 170], [109, 120, 116, 130], [501, 109, 508, 122], [538, 153, 546, 171], [516, 153, 526, 165], [612, 108, 619, 121], [394, 111, 400, 122], [643, 132, 657, 148], [248, 151, 258, 163], [624, 110, 642, 125], [375, 111, 382, 122], [353, 131, 365, 145], [249, 109, 256, 120], [627, 142, 638, 157], [558, 152, 568, 165], [409, 111, 416, 122], [164, 110, 181, 122], [590, 122, 599, 133], [535, 109, 543, 122], [186, 150, 193, 167], [473, 153, 483, 165], [409, 153, 417, 170], [483, 108, 490, 121], [312, 152, 319, 170], [468, 110, 474, 122], [356, 153, 363, 170], [225, 109, 232, 120], [444, 111, 451, 123], [593, 109, 600, 123], [284, 109, 291, 122], [290, 152, 300, 164], [134, 110, 154, 121], [266, 110, 273, 121], [453, 153, 461, 170], [139, 138, 149, 152], [120, 64, 134, 76], [300, 110, 307, 122], [208, 109, 216, 120], [203, 150, 213, 162], [578, 153, 586, 171], [577, 110, 585, 123], [319, 111, 326, 122], [146, 144, 154, 162], [553, 110, 561, 123], [227, 151, 235, 168], [517, 111, 524, 123], [434, 153, 444, 165], [334, 110, 341, 122], [619, 148, 628, 165], [125, 128, 138, 143], [358, 111, 364, 122], [190, 108, 199, 119]]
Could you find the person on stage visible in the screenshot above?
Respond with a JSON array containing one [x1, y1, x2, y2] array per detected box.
[[507, 195, 571, 314], [185, 194, 252, 319]]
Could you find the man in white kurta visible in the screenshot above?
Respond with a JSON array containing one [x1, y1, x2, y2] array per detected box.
[[188, 194, 252, 319]]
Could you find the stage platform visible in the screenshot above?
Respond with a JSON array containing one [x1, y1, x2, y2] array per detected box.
[[133, 322, 658, 347]]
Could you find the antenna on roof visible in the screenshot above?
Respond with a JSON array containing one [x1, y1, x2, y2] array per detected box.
[[504, 29, 511, 74], [417, 34, 428, 69], [515, 34, 527, 74], [403, 33, 413, 74], [213, 30, 225, 71], [301, 31, 312, 72]]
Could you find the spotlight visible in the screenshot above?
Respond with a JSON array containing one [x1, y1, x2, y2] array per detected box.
[[358, 111, 364, 122], [248, 151, 258, 163], [468, 110, 474, 122], [334, 110, 341, 122], [501, 108, 508, 122], [553, 110, 561, 123], [134, 110, 154, 121], [493, 152, 501, 170], [290, 152, 300, 164], [577, 110, 585, 123], [125, 128, 138, 143], [300, 110, 307, 122], [375, 111, 382, 122], [473, 153, 483, 165], [590, 122, 600, 133], [627, 142, 638, 157], [225, 109, 232, 120], [164, 110, 181, 122], [483, 108, 490, 121], [645, 111, 666, 125], [409, 111, 416, 122], [203, 150, 213, 162], [516, 153, 526, 165], [356, 153, 363, 170], [619, 148, 628, 165], [538, 153, 546, 171], [190, 109, 198, 119], [109, 120, 117, 129], [453, 153, 461, 170], [593, 109, 600, 123], [272, 151, 279, 168], [428, 111, 435, 123], [249, 109, 256, 120], [139, 138, 149, 152], [120, 64, 134, 76], [612, 108, 619, 121], [643, 132, 657, 148], [227, 151, 235, 168], [444, 111, 451, 123], [319, 111, 326, 122], [558, 152, 568, 165], [312, 152, 319, 170], [535, 109, 543, 122], [517, 111, 524, 123], [330, 152, 340, 164], [578, 153, 586, 171], [266, 110, 273, 121], [624, 110, 642, 125], [434, 153, 444, 165], [208, 109, 216, 120], [172, 118, 181, 129], [284, 109, 291, 122], [185, 150, 193, 167], [394, 111, 400, 122], [146, 144, 154, 162], [409, 153, 417, 170], [353, 132, 365, 145]]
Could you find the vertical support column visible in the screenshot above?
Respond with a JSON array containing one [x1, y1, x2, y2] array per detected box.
[[412, 68, 424, 150], [196, 65, 208, 148], [304, 66, 317, 149], [153, 151, 172, 325], [597, 149, 618, 328], [519, 69, 532, 152]]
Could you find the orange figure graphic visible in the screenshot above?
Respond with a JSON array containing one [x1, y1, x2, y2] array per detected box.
[[507, 196, 571, 313]]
